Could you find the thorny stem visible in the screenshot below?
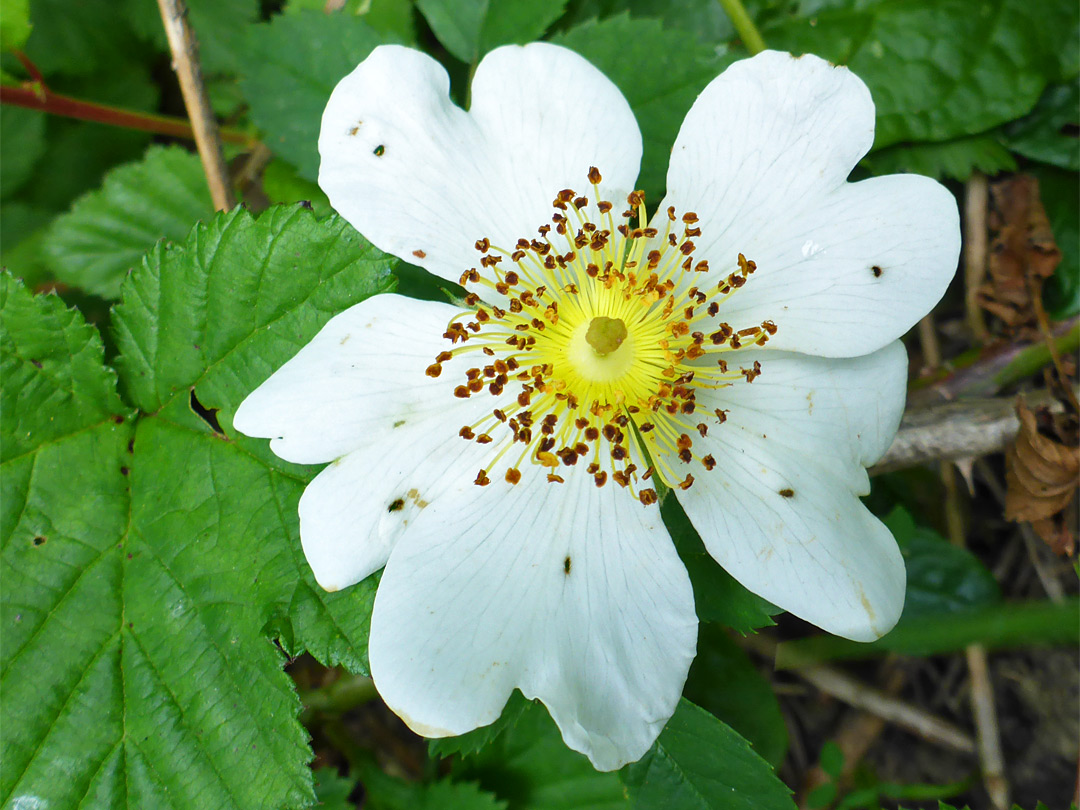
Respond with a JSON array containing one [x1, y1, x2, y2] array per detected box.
[[0, 83, 252, 146], [717, 0, 767, 54]]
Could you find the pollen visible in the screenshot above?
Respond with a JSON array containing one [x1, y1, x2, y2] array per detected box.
[[430, 168, 777, 501]]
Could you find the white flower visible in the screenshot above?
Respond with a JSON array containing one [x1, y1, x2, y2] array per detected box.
[[234, 45, 960, 770]]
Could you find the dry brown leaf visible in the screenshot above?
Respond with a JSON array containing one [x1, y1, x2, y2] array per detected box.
[[1005, 400, 1079, 554], [977, 175, 1062, 334]]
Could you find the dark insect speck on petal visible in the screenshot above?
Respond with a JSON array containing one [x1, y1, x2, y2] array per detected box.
[[388, 498, 405, 512]]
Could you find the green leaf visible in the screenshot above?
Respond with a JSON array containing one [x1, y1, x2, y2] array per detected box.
[[764, 0, 1077, 150], [623, 699, 795, 810], [430, 690, 531, 759], [0, 0, 30, 51], [24, 0, 145, 76], [860, 133, 1016, 182], [363, 767, 508, 810], [661, 496, 778, 633], [3, 206, 396, 809], [0, 276, 126, 460], [15, 69, 159, 213], [1005, 83, 1080, 171], [240, 10, 389, 182], [549, 14, 732, 204], [285, 0, 417, 43], [0, 202, 53, 288], [0, 105, 46, 198], [1034, 165, 1080, 319], [123, 0, 260, 75], [262, 159, 332, 218], [453, 700, 627, 810], [683, 625, 788, 768], [415, 0, 567, 64], [43, 146, 213, 299], [884, 507, 1000, 624], [313, 767, 357, 810]]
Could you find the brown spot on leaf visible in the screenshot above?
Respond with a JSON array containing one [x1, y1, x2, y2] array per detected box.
[[32, 535, 46, 546]]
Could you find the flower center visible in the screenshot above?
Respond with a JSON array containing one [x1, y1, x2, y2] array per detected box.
[[424, 168, 777, 503]]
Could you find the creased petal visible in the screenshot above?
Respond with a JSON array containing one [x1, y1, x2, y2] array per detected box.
[[318, 43, 641, 286], [298, 415, 491, 592], [369, 471, 697, 771], [233, 294, 480, 464], [660, 50, 959, 357], [678, 346, 909, 641]]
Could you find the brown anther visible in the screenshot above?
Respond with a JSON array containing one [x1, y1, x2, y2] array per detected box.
[[707, 302, 719, 316], [454, 385, 470, 398], [474, 469, 490, 486], [584, 426, 600, 441], [639, 488, 658, 505], [425, 363, 443, 377], [505, 468, 521, 485], [714, 408, 728, 423], [573, 196, 588, 209], [678, 449, 692, 463], [694, 260, 709, 273], [594, 471, 608, 487], [627, 190, 645, 207], [611, 445, 627, 461], [412, 249, 426, 258], [475, 308, 490, 322], [475, 238, 490, 252], [511, 250, 526, 262], [597, 201, 613, 214], [679, 241, 695, 256], [684, 227, 702, 238], [467, 379, 484, 392], [476, 434, 493, 444], [547, 474, 565, 483], [493, 409, 507, 422], [702, 455, 716, 470], [639, 422, 654, 433], [459, 426, 475, 440], [588, 166, 602, 184], [696, 423, 708, 437], [682, 212, 699, 224], [762, 320, 778, 335]]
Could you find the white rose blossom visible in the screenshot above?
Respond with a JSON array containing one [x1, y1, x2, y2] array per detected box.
[[234, 45, 960, 770]]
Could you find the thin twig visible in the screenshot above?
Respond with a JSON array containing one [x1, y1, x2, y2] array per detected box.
[[743, 636, 976, 755], [157, 0, 236, 211], [870, 387, 1069, 475], [965, 172, 991, 342]]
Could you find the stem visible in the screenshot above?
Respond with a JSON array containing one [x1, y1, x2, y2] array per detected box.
[[0, 84, 252, 145], [717, 0, 767, 55], [157, 0, 236, 210]]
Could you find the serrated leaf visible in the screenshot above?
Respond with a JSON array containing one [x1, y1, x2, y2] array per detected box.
[[415, 0, 566, 64], [1005, 83, 1080, 171], [764, 0, 1077, 150], [661, 497, 778, 633], [1, 0, 30, 51], [240, 11, 389, 182], [453, 700, 627, 810], [884, 507, 1000, 624], [123, 0, 260, 76], [683, 626, 788, 768], [0, 276, 126, 460], [430, 690, 531, 760], [623, 699, 795, 810], [363, 766, 507, 810], [549, 14, 732, 203], [861, 133, 1016, 182], [43, 146, 213, 299], [3, 206, 396, 809]]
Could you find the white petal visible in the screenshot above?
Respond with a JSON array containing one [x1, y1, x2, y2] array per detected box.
[[318, 43, 641, 286], [369, 471, 696, 770], [233, 294, 480, 464], [705, 341, 908, 491], [660, 50, 959, 357], [298, 415, 491, 592], [678, 346, 910, 640]]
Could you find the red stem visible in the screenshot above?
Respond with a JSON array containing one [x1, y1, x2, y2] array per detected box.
[[0, 83, 251, 145]]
